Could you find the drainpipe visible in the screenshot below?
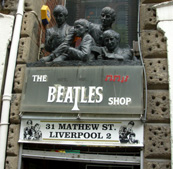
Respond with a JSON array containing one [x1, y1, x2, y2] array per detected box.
[[1, 0, 4, 8], [0, 0, 24, 168], [154, 2, 173, 168]]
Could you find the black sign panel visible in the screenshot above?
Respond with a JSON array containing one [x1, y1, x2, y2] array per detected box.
[[20, 66, 143, 114]]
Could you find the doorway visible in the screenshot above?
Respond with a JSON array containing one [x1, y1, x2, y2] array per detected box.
[[22, 158, 140, 169]]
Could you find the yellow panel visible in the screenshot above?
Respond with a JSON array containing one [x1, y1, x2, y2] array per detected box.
[[41, 5, 51, 24]]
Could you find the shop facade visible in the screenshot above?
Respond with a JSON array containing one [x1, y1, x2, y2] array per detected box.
[[0, 0, 171, 169]]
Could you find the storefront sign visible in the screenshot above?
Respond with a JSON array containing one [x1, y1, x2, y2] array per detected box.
[[19, 119, 144, 147], [20, 66, 143, 114]]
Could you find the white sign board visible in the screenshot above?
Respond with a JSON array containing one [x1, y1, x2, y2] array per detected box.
[[19, 119, 144, 147]]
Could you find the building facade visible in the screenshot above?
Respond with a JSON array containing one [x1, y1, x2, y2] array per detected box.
[[0, 0, 172, 168]]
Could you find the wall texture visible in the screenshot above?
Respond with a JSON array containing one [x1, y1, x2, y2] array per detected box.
[[0, 0, 171, 168], [0, 0, 64, 168], [140, 0, 171, 168]]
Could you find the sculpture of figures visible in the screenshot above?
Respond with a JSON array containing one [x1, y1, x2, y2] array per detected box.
[[89, 6, 116, 46], [42, 19, 95, 62], [40, 6, 135, 63], [40, 6, 116, 62], [44, 5, 71, 52], [101, 30, 132, 60]]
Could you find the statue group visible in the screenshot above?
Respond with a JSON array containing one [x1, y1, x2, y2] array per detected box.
[[41, 5, 135, 63]]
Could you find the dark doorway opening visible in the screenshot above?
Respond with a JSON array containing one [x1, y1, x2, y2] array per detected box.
[[22, 158, 140, 169]]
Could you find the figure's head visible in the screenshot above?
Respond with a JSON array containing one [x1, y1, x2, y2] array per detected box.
[[127, 121, 135, 129], [74, 19, 89, 37], [26, 120, 32, 127], [129, 133, 136, 141], [102, 30, 120, 52], [34, 123, 41, 131], [53, 5, 68, 26], [101, 7, 116, 28]]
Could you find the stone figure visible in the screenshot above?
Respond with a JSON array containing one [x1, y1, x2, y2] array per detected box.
[[89, 6, 116, 46], [88, 6, 118, 59], [44, 5, 71, 52], [101, 30, 132, 60], [42, 19, 95, 62]]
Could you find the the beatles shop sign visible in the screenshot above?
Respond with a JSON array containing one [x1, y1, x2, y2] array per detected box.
[[20, 66, 143, 114], [19, 120, 144, 147]]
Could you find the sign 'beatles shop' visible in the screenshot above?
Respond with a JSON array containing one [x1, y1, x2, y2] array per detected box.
[[20, 66, 143, 115]]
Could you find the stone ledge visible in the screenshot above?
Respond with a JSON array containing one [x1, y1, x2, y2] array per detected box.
[[17, 37, 39, 64], [21, 12, 41, 46], [10, 94, 22, 124], [140, 4, 157, 30], [147, 90, 170, 122], [14, 64, 26, 93], [141, 30, 167, 58], [144, 123, 171, 159], [7, 124, 20, 156], [1, 0, 18, 12], [24, 0, 44, 19], [144, 159, 171, 169], [144, 58, 168, 89], [6, 156, 19, 169]]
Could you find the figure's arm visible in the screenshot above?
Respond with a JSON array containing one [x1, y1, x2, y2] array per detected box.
[[101, 47, 124, 60], [40, 28, 75, 62], [121, 48, 133, 60], [62, 27, 75, 45], [45, 29, 55, 52], [67, 35, 93, 61], [52, 27, 75, 58]]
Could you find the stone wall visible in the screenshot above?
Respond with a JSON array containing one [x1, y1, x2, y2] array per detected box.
[[0, 0, 171, 168], [140, 0, 171, 168], [0, 0, 64, 168]]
